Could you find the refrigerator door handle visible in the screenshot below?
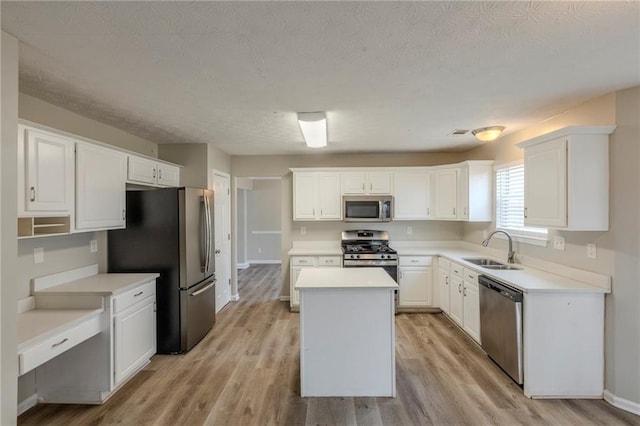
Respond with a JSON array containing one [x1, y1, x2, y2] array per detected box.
[[200, 196, 208, 273], [203, 193, 213, 274], [191, 280, 216, 297]]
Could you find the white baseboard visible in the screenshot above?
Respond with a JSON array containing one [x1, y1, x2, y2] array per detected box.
[[18, 394, 38, 415], [237, 263, 250, 270], [248, 260, 282, 265], [604, 389, 640, 416], [231, 293, 240, 301], [280, 296, 290, 302]]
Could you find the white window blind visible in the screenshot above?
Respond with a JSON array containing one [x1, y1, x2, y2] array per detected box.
[[495, 163, 548, 241]]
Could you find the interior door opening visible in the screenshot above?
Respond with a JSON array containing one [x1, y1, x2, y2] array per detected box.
[[236, 177, 282, 297]]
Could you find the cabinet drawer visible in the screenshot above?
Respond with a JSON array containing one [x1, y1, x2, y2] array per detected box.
[[399, 256, 432, 267], [318, 256, 341, 267], [438, 257, 450, 270], [19, 314, 102, 375], [291, 257, 317, 267], [114, 281, 156, 314], [463, 268, 478, 284], [450, 262, 463, 278]]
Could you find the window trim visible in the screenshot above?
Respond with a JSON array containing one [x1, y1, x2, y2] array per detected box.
[[494, 161, 549, 247]]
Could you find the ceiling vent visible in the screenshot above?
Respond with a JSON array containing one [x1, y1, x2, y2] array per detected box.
[[449, 129, 469, 135]]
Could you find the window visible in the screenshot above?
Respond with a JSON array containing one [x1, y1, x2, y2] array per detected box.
[[495, 163, 548, 244]]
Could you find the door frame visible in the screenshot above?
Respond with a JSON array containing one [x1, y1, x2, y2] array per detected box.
[[210, 169, 235, 303]]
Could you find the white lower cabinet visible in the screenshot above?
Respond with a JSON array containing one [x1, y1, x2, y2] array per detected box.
[[444, 260, 480, 344], [448, 262, 464, 325], [113, 289, 156, 385], [462, 268, 480, 343], [290, 255, 341, 310], [397, 256, 434, 311], [33, 279, 157, 404], [437, 258, 450, 314]]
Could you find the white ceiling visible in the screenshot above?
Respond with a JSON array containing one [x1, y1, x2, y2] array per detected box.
[[2, 2, 639, 156]]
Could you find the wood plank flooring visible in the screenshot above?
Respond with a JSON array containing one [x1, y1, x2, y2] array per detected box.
[[19, 264, 639, 425]]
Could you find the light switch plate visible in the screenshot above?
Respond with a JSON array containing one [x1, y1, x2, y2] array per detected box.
[[587, 243, 597, 259], [90, 240, 98, 253], [34, 247, 44, 264], [482, 229, 488, 238], [300, 226, 306, 235], [553, 236, 565, 251], [406, 226, 413, 235]]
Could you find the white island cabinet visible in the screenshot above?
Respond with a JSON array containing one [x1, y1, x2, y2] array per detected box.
[[296, 267, 398, 397]]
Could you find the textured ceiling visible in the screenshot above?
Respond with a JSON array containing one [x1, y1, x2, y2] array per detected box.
[[1, 1, 639, 155]]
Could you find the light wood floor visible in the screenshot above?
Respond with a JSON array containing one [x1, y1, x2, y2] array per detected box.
[[19, 264, 639, 425]]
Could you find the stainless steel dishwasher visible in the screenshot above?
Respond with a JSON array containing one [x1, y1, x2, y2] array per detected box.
[[479, 275, 524, 385]]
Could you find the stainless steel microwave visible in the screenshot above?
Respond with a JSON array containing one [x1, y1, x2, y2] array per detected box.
[[343, 196, 393, 222]]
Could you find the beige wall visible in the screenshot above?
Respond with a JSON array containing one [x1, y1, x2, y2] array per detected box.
[[231, 152, 467, 298], [208, 144, 231, 176], [159, 143, 208, 188], [606, 86, 640, 403], [463, 89, 639, 404], [19, 93, 157, 157], [158, 143, 231, 189], [1, 30, 20, 425]]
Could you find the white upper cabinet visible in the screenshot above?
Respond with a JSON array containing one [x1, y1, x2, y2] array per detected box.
[[293, 171, 341, 221], [19, 126, 74, 214], [433, 169, 458, 219], [393, 171, 431, 220], [518, 126, 614, 231], [457, 161, 493, 222], [127, 156, 156, 185], [75, 142, 127, 231], [127, 155, 180, 187], [341, 171, 392, 195], [157, 162, 180, 187]]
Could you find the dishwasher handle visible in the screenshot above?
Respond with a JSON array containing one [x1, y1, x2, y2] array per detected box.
[[479, 275, 523, 303]]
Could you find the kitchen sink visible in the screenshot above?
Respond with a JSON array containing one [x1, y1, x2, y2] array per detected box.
[[462, 258, 505, 266], [482, 265, 522, 271]]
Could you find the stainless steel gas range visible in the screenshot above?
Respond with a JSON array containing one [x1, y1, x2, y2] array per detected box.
[[341, 230, 398, 282]]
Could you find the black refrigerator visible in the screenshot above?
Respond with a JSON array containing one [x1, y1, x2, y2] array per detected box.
[[108, 187, 216, 354]]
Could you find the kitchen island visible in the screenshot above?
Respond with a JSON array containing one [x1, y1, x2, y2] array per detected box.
[[295, 267, 398, 397]]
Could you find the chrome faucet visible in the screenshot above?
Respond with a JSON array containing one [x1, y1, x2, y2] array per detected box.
[[482, 230, 516, 264]]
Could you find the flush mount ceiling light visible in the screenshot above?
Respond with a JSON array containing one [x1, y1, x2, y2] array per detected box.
[[297, 112, 327, 148], [472, 126, 505, 142]]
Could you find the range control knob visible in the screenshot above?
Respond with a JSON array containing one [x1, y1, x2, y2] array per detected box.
[[350, 254, 355, 259], [356, 255, 360, 259]]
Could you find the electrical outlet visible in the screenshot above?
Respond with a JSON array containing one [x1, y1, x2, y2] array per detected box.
[[587, 243, 597, 259], [300, 226, 306, 235], [406, 226, 413, 235], [90, 240, 98, 253], [482, 229, 488, 238], [258, 248, 263, 254], [553, 236, 565, 251], [34, 247, 44, 264]]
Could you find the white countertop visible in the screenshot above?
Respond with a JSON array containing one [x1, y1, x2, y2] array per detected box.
[[35, 273, 160, 296], [295, 267, 399, 289], [288, 241, 608, 294], [18, 308, 103, 352], [395, 247, 608, 294]]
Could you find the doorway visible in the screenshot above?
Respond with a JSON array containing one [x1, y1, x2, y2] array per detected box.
[[212, 170, 231, 313]]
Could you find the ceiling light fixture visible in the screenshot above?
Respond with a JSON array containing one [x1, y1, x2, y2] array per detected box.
[[472, 126, 505, 142], [297, 112, 327, 148]]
